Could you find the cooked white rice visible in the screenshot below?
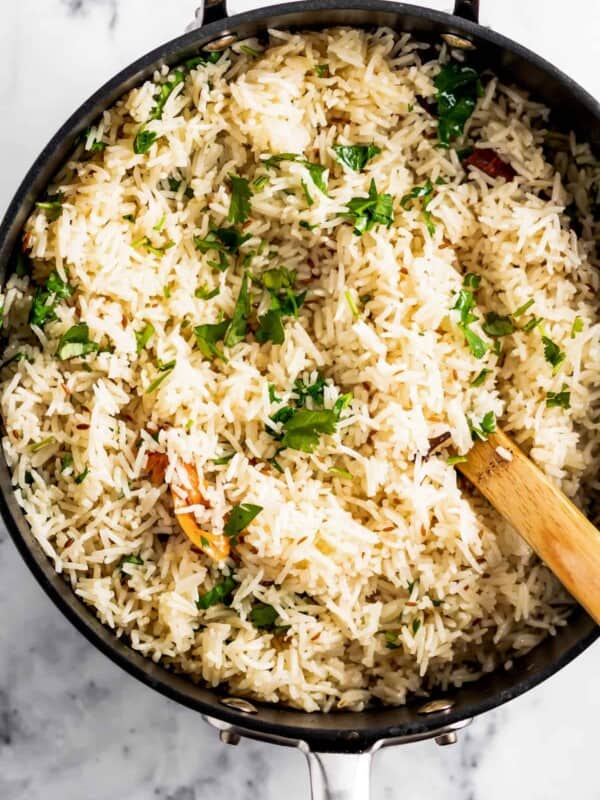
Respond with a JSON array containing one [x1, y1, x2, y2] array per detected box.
[[1, 27, 599, 712]]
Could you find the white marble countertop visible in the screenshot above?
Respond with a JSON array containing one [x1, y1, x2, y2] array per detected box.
[[1, 1, 599, 798]]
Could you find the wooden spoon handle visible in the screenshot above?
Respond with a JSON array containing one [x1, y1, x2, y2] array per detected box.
[[457, 427, 600, 625]]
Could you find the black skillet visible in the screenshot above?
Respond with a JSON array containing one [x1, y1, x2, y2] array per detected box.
[[0, 1, 597, 797]]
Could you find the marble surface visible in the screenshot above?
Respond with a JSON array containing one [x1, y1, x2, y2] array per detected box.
[[1, 1, 599, 798]]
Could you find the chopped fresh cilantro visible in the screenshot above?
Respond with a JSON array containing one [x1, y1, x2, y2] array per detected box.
[[329, 466, 353, 479], [253, 175, 268, 191], [35, 193, 64, 222], [447, 454, 468, 465], [249, 602, 281, 630], [211, 452, 235, 465], [280, 409, 338, 453], [224, 273, 250, 347], [184, 51, 222, 70], [299, 219, 316, 231], [153, 214, 166, 232], [512, 298, 534, 318], [224, 503, 263, 541], [239, 44, 261, 57], [301, 180, 314, 207], [400, 179, 436, 235], [194, 319, 230, 362], [546, 384, 571, 409], [82, 128, 105, 153], [383, 630, 400, 649], [345, 179, 394, 236], [470, 368, 490, 387], [412, 619, 421, 635], [482, 311, 515, 338], [194, 226, 251, 271], [434, 61, 482, 147], [195, 285, 220, 300], [148, 70, 185, 122], [228, 175, 253, 224], [571, 316, 584, 338], [463, 273, 481, 289], [315, 64, 329, 77], [268, 383, 281, 403], [74, 467, 89, 484], [56, 323, 99, 360], [345, 289, 360, 320], [167, 176, 182, 192], [29, 436, 56, 454], [451, 275, 489, 359], [123, 213, 136, 223], [333, 393, 352, 418], [145, 361, 175, 394], [293, 374, 327, 407], [132, 236, 174, 257], [256, 309, 285, 345], [118, 554, 144, 571], [196, 575, 237, 609], [522, 316, 543, 333], [542, 335, 566, 374], [469, 411, 496, 441], [135, 322, 155, 353], [29, 270, 74, 328], [333, 143, 381, 172], [133, 129, 158, 155], [61, 453, 74, 472], [262, 154, 329, 196]]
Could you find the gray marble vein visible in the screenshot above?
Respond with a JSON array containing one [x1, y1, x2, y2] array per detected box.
[[1, 1, 599, 798]]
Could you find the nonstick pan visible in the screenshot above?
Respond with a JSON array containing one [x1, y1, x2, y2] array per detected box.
[[0, 1, 598, 797]]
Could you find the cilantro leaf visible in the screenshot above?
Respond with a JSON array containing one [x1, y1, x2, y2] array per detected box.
[[195, 285, 220, 301], [546, 384, 571, 409], [256, 309, 285, 344], [400, 180, 436, 235], [133, 129, 158, 155], [249, 602, 280, 630], [293, 374, 327, 407], [333, 143, 381, 172], [542, 335, 566, 374], [228, 175, 253, 224], [194, 319, 230, 361], [262, 154, 329, 196], [224, 503, 263, 539], [482, 311, 516, 337], [570, 316, 584, 338], [148, 69, 185, 121], [434, 61, 482, 147], [469, 411, 496, 441], [315, 64, 329, 78], [35, 193, 64, 222], [345, 179, 393, 235], [196, 575, 237, 609], [145, 361, 176, 394], [29, 270, 74, 327], [280, 408, 338, 453], [194, 226, 251, 271], [224, 273, 250, 347], [184, 51, 222, 70], [118, 554, 144, 572], [56, 323, 99, 360], [470, 368, 490, 387], [135, 322, 155, 353]]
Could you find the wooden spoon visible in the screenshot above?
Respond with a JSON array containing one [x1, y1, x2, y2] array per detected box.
[[456, 427, 600, 625]]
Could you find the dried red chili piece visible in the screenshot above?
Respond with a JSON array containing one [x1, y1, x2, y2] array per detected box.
[[464, 147, 516, 180]]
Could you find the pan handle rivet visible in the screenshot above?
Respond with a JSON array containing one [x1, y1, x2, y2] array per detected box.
[[435, 731, 458, 746], [219, 729, 241, 746], [417, 698, 455, 714]]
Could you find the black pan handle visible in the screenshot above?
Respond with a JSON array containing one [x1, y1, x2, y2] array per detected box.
[[453, 0, 480, 22]]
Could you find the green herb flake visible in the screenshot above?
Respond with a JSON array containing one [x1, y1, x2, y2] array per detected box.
[[148, 69, 185, 122], [315, 64, 329, 78], [228, 175, 253, 224], [145, 361, 176, 394], [253, 175, 268, 191], [224, 503, 263, 540], [29, 270, 74, 328], [301, 180, 314, 207], [400, 179, 436, 235], [512, 298, 534, 319], [118, 554, 144, 572], [35, 193, 64, 222], [224, 273, 250, 347], [74, 467, 89, 484], [29, 436, 56, 454], [135, 322, 155, 353], [280, 408, 338, 453], [329, 466, 353, 479], [153, 214, 166, 232], [184, 51, 222, 70], [345, 179, 394, 236], [333, 143, 381, 172], [211, 452, 236, 465], [482, 311, 516, 338], [412, 619, 422, 635], [542, 336, 566, 374], [344, 290, 360, 320], [546, 384, 571, 409], [133, 129, 158, 155], [571, 316, 584, 338], [61, 453, 74, 472], [470, 368, 490, 387], [195, 285, 220, 301], [268, 383, 281, 403], [383, 630, 400, 650], [249, 602, 280, 630], [194, 319, 230, 362], [447, 454, 468, 465], [56, 323, 99, 361], [469, 410, 496, 441], [434, 61, 482, 147], [196, 575, 237, 609], [299, 220, 317, 231]]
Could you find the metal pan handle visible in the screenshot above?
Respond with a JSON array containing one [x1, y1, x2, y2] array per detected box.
[[306, 751, 373, 800], [453, 0, 480, 22]]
